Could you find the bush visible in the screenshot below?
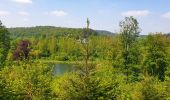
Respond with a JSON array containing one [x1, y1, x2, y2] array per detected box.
[[0, 62, 53, 100], [52, 65, 129, 100], [130, 76, 169, 100]]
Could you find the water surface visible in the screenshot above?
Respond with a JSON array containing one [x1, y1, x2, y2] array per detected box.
[[53, 63, 74, 75]]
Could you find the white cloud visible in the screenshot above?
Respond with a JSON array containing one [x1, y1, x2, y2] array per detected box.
[[12, 0, 32, 4], [45, 10, 68, 17], [18, 11, 29, 16], [0, 11, 10, 16], [162, 12, 170, 19], [121, 10, 150, 17]]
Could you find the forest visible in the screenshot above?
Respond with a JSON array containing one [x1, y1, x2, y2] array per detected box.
[[0, 16, 170, 100]]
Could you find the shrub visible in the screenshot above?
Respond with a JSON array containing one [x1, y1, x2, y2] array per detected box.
[[0, 62, 53, 100]]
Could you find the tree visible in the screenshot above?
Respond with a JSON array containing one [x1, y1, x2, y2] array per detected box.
[[52, 19, 104, 100], [82, 18, 91, 74], [52, 66, 128, 100], [144, 33, 168, 81], [0, 21, 10, 68], [119, 16, 140, 82], [13, 40, 31, 61]]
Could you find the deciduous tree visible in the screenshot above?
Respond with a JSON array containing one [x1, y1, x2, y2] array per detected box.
[[119, 16, 140, 82], [0, 21, 10, 68]]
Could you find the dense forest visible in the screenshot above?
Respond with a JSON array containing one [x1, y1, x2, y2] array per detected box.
[[0, 17, 170, 100]]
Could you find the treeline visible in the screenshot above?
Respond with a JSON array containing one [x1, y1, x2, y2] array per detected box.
[[0, 17, 170, 99], [8, 26, 114, 39], [8, 27, 116, 61]]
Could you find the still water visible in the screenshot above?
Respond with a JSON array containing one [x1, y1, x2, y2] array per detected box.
[[53, 63, 74, 75]]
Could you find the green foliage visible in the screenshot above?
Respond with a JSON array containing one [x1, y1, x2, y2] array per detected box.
[[130, 76, 169, 100], [0, 17, 169, 99], [0, 62, 53, 100], [8, 26, 100, 39], [52, 66, 128, 100], [0, 21, 10, 67], [52, 19, 129, 99], [119, 16, 141, 83], [141, 77, 166, 99], [144, 33, 168, 81]]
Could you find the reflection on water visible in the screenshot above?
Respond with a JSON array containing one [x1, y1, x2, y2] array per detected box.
[[53, 63, 74, 75]]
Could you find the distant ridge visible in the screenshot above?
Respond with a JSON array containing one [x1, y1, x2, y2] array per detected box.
[[8, 26, 116, 38], [95, 30, 115, 36]]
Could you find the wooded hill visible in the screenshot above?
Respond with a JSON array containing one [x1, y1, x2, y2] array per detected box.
[[8, 26, 115, 38]]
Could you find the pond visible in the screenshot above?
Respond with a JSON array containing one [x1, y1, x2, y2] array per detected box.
[[53, 63, 75, 75]]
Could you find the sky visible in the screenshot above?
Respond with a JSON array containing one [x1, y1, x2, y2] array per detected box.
[[0, 0, 170, 35]]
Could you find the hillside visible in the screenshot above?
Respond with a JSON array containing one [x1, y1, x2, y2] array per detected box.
[[8, 26, 115, 38], [95, 30, 115, 36]]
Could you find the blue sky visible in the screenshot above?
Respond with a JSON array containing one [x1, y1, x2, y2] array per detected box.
[[0, 0, 170, 34]]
